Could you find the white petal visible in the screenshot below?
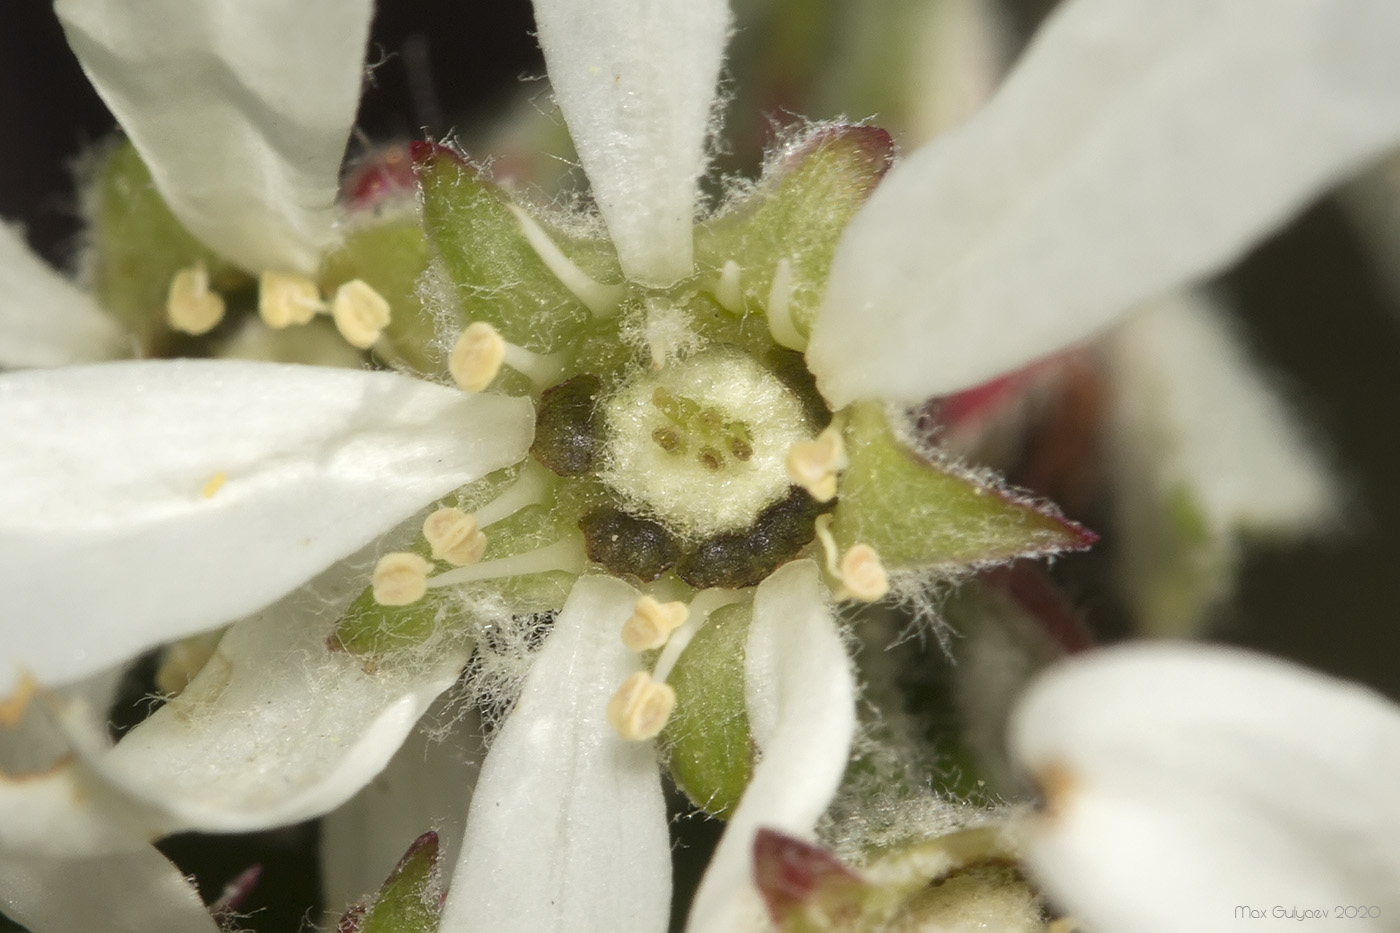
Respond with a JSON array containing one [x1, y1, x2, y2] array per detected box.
[[1108, 291, 1337, 536], [61, 579, 468, 835], [531, 0, 729, 285], [0, 668, 122, 776], [687, 561, 856, 933], [55, 0, 373, 275], [442, 575, 671, 933], [0, 223, 126, 368], [811, 0, 1400, 406], [0, 723, 172, 856], [320, 700, 481, 917], [0, 360, 532, 694], [0, 847, 218, 933], [1010, 644, 1400, 933]]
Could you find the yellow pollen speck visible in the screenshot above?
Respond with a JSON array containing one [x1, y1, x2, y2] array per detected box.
[[166, 263, 225, 335], [1047, 918, 1086, 933], [330, 279, 391, 349], [259, 272, 324, 329], [0, 672, 40, 727], [449, 322, 507, 392], [606, 671, 677, 741], [201, 472, 227, 499], [620, 596, 690, 652], [371, 552, 434, 606], [1036, 760, 1080, 823], [422, 507, 487, 567], [785, 426, 847, 503]]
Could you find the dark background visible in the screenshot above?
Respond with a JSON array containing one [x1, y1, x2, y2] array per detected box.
[[3, 1, 1399, 929]]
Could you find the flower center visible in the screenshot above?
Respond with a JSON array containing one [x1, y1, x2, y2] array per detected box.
[[600, 348, 814, 540]]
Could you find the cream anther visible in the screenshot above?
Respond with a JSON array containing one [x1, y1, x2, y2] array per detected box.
[[606, 671, 677, 741], [154, 630, 223, 697], [259, 272, 324, 329], [508, 203, 625, 318], [422, 508, 487, 567], [785, 426, 848, 503], [838, 544, 889, 602], [715, 259, 743, 313], [331, 279, 391, 349], [765, 257, 807, 351], [449, 322, 507, 392], [451, 322, 564, 392], [166, 263, 225, 335], [372, 552, 434, 606], [621, 596, 690, 652]]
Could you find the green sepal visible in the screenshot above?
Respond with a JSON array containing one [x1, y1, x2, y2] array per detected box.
[[339, 831, 444, 933], [832, 404, 1096, 571], [694, 125, 894, 337], [662, 602, 753, 816], [321, 219, 436, 374], [332, 586, 445, 657], [89, 140, 247, 343], [758, 826, 1042, 933], [415, 148, 621, 354]]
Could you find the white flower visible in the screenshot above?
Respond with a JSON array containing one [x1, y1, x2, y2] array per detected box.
[[1010, 644, 1400, 933], [2, 0, 1400, 930]]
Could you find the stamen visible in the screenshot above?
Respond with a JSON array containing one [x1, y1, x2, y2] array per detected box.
[[259, 272, 324, 329], [813, 514, 843, 581], [425, 537, 585, 589], [450, 322, 564, 391], [474, 463, 552, 528], [785, 426, 848, 503], [813, 515, 889, 602], [765, 257, 807, 351], [650, 588, 744, 684], [372, 552, 434, 606], [331, 279, 392, 349], [422, 508, 487, 567], [714, 259, 743, 313], [839, 544, 889, 602], [508, 204, 625, 318], [449, 322, 506, 392], [154, 631, 223, 697], [166, 263, 225, 335], [606, 671, 677, 741], [620, 595, 690, 652]]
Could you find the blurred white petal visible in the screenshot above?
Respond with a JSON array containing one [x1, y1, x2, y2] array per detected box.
[[0, 726, 172, 856], [61, 582, 468, 835], [687, 561, 856, 933], [0, 360, 532, 694], [1107, 293, 1338, 635], [1011, 644, 1400, 933], [55, 0, 373, 274], [320, 700, 480, 917], [531, 0, 729, 285], [811, 0, 1400, 406], [0, 846, 217, 933], [442, 575, 670, 933], [0, 223, 125, 368], [906, 0, 1011, 144], [1109, 291, 1338, 536]]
